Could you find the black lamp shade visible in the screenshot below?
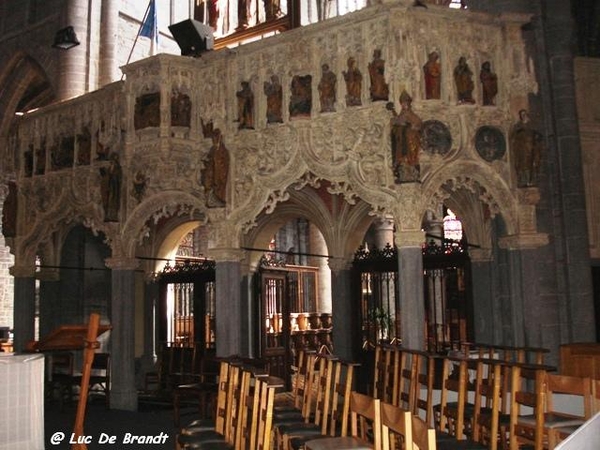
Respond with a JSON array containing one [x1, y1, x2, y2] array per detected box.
[[52, 26, 80, 50]]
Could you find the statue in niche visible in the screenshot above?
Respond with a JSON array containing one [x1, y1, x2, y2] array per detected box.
[[480, 61, 498, 106], [77, 127, 92, 165], [207, 0, 219, 29], [132, 171, 148, 203], [423, 51, 441, 99], [263, 0, 281, 20], [387, 91, 422, 183], [453, 56, 475, 104], [201, 119, 230, 207], [51, 136, 74, 170], [318, 64, 337, 113], [237, 0, 250, 29], [368, 49, 389, 102], [264, 75, 283, 124], [2, 181, 17, 238], [236, 81, 255, 129], [99, 152, 122, 222], [343, 57, 362, 107], [171, 91, 191, 127], [510, 110, 544, 187], [95, 123, 110, 161], [289, 75, 312, 118]]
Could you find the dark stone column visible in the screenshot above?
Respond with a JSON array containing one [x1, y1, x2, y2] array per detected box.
[[211, 249, 244, 358], [38, 269, 61, 340], [138, 278, 158, 378], [469, 250, 496, 345], [106, 257, 138, 411], [328, 258, 355, 361], [11, 265, 36, 352], [396, 231, 425, 351]]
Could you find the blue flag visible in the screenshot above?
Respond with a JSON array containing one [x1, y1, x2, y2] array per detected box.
[[140, 0, 158, 44]]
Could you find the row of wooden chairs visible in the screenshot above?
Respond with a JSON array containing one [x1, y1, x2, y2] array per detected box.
[[372, 343, 599, 450], [176, 357, 284, 450]]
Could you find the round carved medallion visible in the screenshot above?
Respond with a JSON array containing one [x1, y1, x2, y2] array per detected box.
[[421, 120, 452, 156], [475, 126, 506, 162]]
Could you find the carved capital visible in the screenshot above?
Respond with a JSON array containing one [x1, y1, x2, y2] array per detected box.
[[10, 265, 36, 278], [105, 257, 140, 271], [394, 229, 425, 248], [498, 233, 549, 250], [37, 268, 60, 281], [207, 247, 246, 262], [327, 257, 352, 272], [469, 248, 494, 263]]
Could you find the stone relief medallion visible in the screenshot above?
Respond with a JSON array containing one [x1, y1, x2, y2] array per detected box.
[[475, 126, 506, 162], [421, 120, 452, 156]]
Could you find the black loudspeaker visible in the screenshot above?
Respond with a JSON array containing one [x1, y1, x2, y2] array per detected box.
[[168, 19, 214, 57]]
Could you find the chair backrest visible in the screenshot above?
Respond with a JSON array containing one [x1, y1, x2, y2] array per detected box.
[[380, 402, 412, 450], [292, 349, 316, 410], [328, 360, 359, 437], [312, 354, 338, 430], [545, 373, 593, 420], [437, 355, 468, 439], [411, 414, 437, 450], [349, 392, 382, 447], [593, 379, 600, 414], [472, 359, 503, 450], [398, 349, 419, 412], [213, 359, 232, 435], [414, 350, 435, 427], [256, 376, 284, 450]]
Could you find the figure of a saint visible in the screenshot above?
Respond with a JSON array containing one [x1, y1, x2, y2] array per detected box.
[[99, 153, 122, 222], [510, 110, 543, 187], [480, 61, 498, 106], [343, 57, 362, 107], [318, 64, 337, 113], [453, 56, 475, 104], [388, 91, 422, 183], [236, 81, 254, 129], [368, 49, 389, 102], [201, 120, 230, 207], [264, 75, 283, 124], [423, 51, 441, 99]]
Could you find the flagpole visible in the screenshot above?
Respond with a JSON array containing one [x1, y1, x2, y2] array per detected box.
[[121, 1, 152, 79]]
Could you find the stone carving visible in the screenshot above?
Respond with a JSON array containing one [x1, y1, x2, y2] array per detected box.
[[52, 136, 75, 170], [201, 119, 230, 207], [132, 171, 148, 203], [454, 56, 475, 104], [475, 126, 506, 162], [77, 127, 92, 165], [171, 91, 191, 127], [289, 75, 312, 118], [236, 81, 254, 129], [134, 92, 160, 129], [343, 57, 362, 107], [99, 152, 122, 222], [368, 49, 389, 102], [421, 120, 452, 156], [480, 61, 498, 106], [2, 181, 17, 238], [423, 51, 441, 100], [318, 64, 337, 113], [264, 75, 283, 124], [510, 110, 543, 187], [388, 91, 422, 183]]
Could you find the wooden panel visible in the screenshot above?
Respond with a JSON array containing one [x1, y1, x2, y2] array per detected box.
[[560, 343, 600, 379]]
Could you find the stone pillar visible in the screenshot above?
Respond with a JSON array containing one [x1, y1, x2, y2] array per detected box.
[[106, 257, 138, 411], [139, 277, 158, 377], [469, 248, 496, 345], [99, 0, 119, 86], [308, 223, 331, 313], [10, 265, 36, 352], [56, 0, 89, 99], [38, 268, 61, 340], [210, 248, 244, 358], [396, 230, 425, 350], [328, 258, 355, 361]]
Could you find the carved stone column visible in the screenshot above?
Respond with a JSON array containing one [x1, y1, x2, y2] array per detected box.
[[208, 248, 245, 358], [328, 257, 356, 361], [10, 265, 36, 352], [395, 230, 426, 350], [105, 257, 139, 411]]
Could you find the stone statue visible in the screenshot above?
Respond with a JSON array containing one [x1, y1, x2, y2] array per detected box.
[[236, 81, 254, 129], [99, 152, 122, 222], [2, 181, 17, 238], [368, 49, 389, 102], [510, 110, 543, 187], [264, 75, 283, 124], [387, 91, 422, 183], [289, 75, 312, 118], [453, 56, 475, 104], [171, 91, 191, 127], [201, 119, 230, 207], [318, 64, 337, 113], [423, 51, 441, 100], [343, 57, 362, 107], [480, 61, 498, 106]]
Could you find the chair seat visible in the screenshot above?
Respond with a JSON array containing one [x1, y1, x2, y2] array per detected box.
[[179, 418, 214, 435], [290, 433, 328, 450], [518, 413, 586, 429], [177, 430, 226, 446], [436, 439, 488, 450], [304, 436, 372, 450], [277, 421, 321, 436]]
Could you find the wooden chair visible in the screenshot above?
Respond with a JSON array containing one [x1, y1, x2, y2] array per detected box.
[[434, 356, 469, 441], [471, 359, 503, 450], [414, 350, 435, 427], [304, 392, 382, 450], [412, 414, 438, 450], [399, 349, 419, 412], [508, 363, 550, 450], [381, 401, 412, 450], [531, 373, 592, 449]]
